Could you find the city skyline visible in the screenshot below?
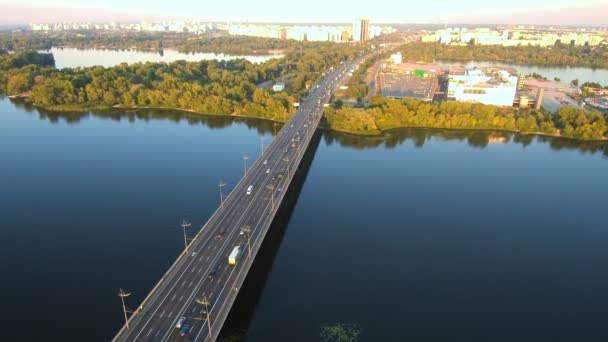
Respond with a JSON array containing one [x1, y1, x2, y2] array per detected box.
[[2, 0, 608, 26]]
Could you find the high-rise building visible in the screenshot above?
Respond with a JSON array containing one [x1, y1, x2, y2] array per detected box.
[[352, 18, 370, 42]]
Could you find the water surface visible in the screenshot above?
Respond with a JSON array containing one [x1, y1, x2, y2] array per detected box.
[[1, 98, 608, 341], [437, 59, 608, 85], [45, 47, 283, 69]]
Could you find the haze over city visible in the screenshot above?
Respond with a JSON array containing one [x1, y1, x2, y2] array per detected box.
[[2, 0, 608, 25]]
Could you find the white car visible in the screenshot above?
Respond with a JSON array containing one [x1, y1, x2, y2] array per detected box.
[[263, 160, 267, 165], [176, 317, 186, 329], [266, 168, 270, 174]]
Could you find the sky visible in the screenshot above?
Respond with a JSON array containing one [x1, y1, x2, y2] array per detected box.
[[1, 0, 607, 26]]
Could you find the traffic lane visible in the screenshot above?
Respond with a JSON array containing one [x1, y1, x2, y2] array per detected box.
[[157, 156, 280, 341], [120, 147, 272, 342], [177, 110, 309, 341], [189, 180, 277, 341], [133, 152, 276, 341]]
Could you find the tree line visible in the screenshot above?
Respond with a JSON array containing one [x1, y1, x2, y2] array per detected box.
[[1, 31, 342, 55], [324, 96, 607, 140], [0, 44, 362, 122]]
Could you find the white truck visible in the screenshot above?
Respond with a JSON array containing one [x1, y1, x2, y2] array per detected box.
[[228, 245, 242, 265]]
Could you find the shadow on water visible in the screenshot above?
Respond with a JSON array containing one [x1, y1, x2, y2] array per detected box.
[[323, 127, 608, 157], [217, 130, 323, 341], [12, 100, 280, 135]]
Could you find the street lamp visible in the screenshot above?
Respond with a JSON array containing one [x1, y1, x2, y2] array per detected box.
[[218, 180, 226, 209], [195, 296, 213, 340], [243, 154, 249, 177], [266, 183, 275, 211], [180, 220, 191, 253], [282, 156, 291, 179], [118, 288, 131, 329], [240, 225, 252, 258], [260, 136, 265, 154]]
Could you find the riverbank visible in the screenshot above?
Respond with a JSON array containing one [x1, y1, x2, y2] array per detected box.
[[14, 97, 607, 143]]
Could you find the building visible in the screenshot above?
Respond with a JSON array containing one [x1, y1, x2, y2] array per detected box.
[[379, 62, 442, 101], [390, 52, 402, 64], [447, 66, 519, 106], [272, 83, 285, 92], [352, 18, 370, 42]]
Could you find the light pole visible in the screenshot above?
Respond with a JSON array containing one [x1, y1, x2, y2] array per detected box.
[[243, 154, 249, 177], [260, 136, 265, 155], [218, 180, 226, 209], [180, 220, 191, 253], [282, 156, 291, 179], [118, 288, 131, 329], [266, 183, 275, 211], [195, 296, 213, 340], [240, 225, 252, 258]]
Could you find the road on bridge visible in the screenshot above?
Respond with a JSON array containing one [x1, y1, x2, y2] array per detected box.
[[112, 49, 383, 342]]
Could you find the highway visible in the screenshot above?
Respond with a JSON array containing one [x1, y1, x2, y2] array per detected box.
[[112, 51, 377, 342]]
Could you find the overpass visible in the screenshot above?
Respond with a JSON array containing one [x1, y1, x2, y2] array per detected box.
[[112, 52, 374, 342]]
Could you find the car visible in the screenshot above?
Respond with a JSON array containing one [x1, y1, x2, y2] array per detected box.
[[191, 251, 197, 257], [290, 124, 294, 128], [263, 159, 267, 165], [246, 185, 253, 195], [175, 317, 186, 329], [266, 168, 270, 174], [217, 230, 225, 238], [208, 268, 217, 279], [180, 324, 191, 337]]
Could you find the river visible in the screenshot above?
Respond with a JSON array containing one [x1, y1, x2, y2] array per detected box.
[[1, 97, 608, 341], [436, 59, 608, 85], [44, 47, 284, 69]]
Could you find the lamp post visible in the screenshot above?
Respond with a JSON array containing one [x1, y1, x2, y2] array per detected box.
[[240, 225, 252, 258], [195, 296, 213, 340], [243, 154, 249, 177], [218, 180, 226, 209], [118, 288, 131, 329], [180, 220, 191, 253]]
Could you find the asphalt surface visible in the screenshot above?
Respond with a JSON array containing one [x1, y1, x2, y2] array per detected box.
[[112, 52, 377, 342]]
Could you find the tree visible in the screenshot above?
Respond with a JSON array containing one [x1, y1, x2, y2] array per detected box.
[[320, 324, 361, 342]]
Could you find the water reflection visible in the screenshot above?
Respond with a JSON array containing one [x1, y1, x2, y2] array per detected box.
[[323, 128, 608, 156], [9, 99, 608, 157]]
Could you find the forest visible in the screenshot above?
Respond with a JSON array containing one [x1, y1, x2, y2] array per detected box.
[[0, 45, 362, 122], [324, 96, 607, 140], [398, 42, 608, 69], [0, 31, 324, 54]]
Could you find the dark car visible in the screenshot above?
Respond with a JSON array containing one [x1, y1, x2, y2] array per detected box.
[[208, 268, 218, 279], [180, 324, 191, 337]]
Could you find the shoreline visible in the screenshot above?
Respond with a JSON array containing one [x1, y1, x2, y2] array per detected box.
[[7, 99, 608, 142]]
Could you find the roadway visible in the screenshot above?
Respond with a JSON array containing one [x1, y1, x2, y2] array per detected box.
[[112, 50, 379, 342]]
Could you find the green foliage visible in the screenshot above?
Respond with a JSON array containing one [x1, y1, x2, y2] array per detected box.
[[1, 43, 363, 124], [320, 324, 361, 342], [398, 42, 608, 68], [325, 96, 605, 140]]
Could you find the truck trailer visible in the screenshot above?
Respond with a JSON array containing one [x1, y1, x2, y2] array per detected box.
[[228, 245, 242, 265]]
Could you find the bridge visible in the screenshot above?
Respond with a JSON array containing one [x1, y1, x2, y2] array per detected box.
[[112, 52, 373, 342]]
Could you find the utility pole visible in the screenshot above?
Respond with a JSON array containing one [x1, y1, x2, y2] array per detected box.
[[180, 220, 191, 253], [218, 180, 226, 209], [195, 296, 213, 340], [118, 288, 131, 329], [241, 225, 252, 258], [243, 154, 249, 177]]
